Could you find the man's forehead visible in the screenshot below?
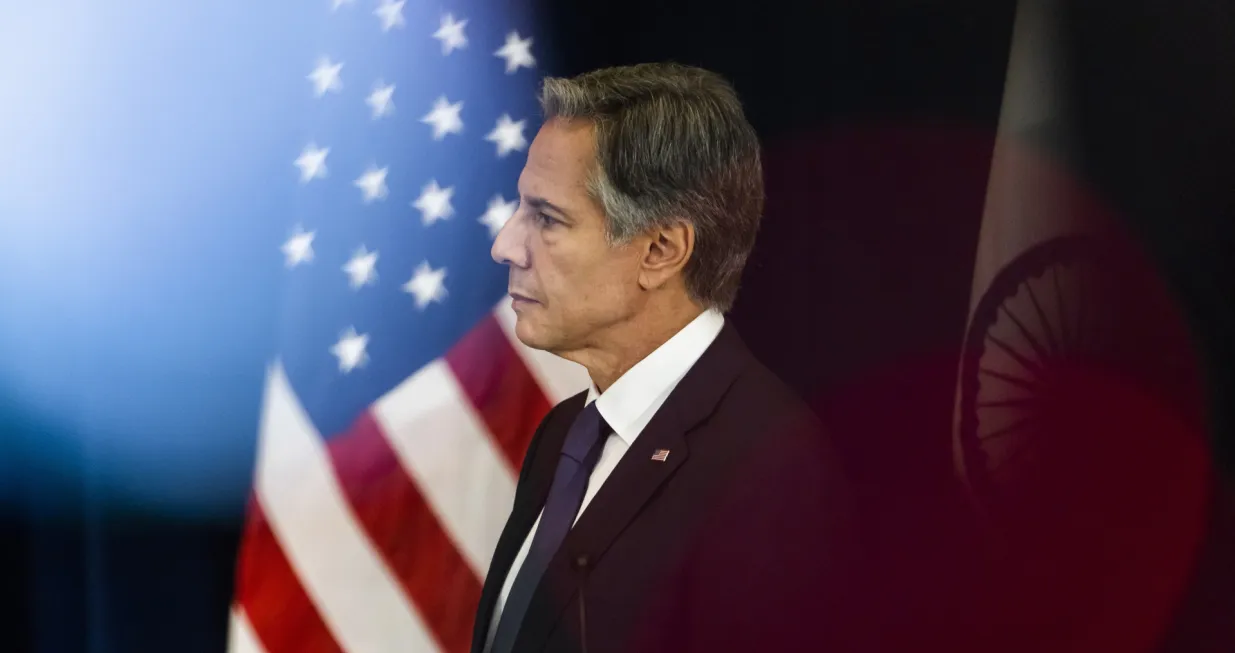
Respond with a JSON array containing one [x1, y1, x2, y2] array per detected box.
[[516, 168, 578, 218], [519, 121, 595, 195], [537, 119, 596, 166]]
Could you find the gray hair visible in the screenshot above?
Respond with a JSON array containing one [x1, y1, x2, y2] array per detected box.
[[538, 62, 764, 313]]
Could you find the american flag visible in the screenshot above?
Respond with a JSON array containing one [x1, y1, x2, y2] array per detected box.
[[227, 2, 589, 651]]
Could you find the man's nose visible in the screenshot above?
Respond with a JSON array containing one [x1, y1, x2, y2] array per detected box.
[[490, 212, 528, 268]]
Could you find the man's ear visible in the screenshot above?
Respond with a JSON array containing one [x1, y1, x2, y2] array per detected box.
[[638, 220, 694, 290]]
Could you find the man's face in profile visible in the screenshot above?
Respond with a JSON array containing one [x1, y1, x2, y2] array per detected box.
[[490, 118, 644, 356]]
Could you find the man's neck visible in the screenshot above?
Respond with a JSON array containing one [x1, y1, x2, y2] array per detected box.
[[569, 299, 707, 394]]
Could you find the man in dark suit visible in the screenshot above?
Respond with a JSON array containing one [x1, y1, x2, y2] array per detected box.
[[475, 62, 862, 653]]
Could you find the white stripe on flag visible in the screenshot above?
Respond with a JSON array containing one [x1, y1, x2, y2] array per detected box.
[[373, 358, 516, 577], [227, 606, 268, 653], [255, 362, 438, 653], [493, 301, 591, 403]]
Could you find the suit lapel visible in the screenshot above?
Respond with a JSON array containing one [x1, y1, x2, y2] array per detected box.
[[470, 394, 585, 653], [512, 322, 753, 652]]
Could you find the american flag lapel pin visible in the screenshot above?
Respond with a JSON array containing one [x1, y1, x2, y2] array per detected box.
[[651, 449, 670, 462]]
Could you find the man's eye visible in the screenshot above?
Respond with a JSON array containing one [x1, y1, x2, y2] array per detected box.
[[535, 212, 558, 227]]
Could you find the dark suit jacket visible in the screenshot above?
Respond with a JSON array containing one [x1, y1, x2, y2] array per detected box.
[[471, 322, 864, 653]]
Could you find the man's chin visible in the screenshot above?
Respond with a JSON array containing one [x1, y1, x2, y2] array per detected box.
[[513, 318, 552, 352]]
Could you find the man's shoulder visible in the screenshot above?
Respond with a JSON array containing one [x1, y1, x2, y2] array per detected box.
[[717, 356, 824, 433], [703, 353, 855, 523]]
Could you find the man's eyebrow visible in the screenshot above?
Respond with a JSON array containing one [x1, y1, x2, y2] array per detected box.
[[524, 196, 571, 217]]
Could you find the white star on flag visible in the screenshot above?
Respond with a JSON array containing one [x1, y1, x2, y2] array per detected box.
[[403, 262, 448, 309], [367, 82, 396, 119], [421, 96, 464, 140], [295, 144, 329, 182], [281, 227, 316, 267], [330, 326, 370, 373], [495, 31, 535, 73], [343, 246, 379, 289], [354, 165, 389, 203], [433, 14, 468, 55], [374, 0, 405, 31], [413, 180, 455, 225], [485, 114, 528, 157], [308, 57, 343, 97], [480, 195, 518, 237]]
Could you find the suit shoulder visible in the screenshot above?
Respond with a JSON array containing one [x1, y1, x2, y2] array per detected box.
[[721, 363, 854, 494], [710, 357, 854, 510], [722, 358, 825, 435]]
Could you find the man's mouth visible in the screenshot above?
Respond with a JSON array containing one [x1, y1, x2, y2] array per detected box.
[[510, 292, 538, 304]]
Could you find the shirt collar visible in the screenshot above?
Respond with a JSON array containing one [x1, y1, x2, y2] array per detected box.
[[585, 309, 726, 446]]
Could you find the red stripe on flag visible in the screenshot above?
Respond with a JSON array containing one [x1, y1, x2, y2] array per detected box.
[[445, 314, 552, 470], [329, 413, 481, 653], [235, 499, 341, 653]]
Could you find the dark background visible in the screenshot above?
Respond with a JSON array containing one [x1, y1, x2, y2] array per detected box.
[[4, 1, 1233, 651]]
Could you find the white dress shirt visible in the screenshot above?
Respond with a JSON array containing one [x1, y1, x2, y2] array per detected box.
[[483, 308, 726, 651]]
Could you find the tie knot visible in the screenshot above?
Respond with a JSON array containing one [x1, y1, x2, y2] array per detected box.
[[561, 402, 606, 464]]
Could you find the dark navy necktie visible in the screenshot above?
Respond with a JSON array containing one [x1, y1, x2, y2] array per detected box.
[[488, 401, 608, 653]]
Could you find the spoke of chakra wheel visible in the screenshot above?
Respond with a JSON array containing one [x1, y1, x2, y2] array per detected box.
[[997, 335, 1036, 372]]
